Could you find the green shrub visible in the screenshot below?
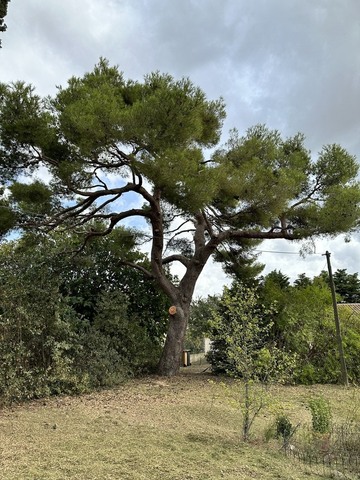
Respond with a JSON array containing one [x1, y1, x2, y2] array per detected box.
[[0, 280, 161, 404], [308, 396, 332, 434], [275, 415, 293, 441]]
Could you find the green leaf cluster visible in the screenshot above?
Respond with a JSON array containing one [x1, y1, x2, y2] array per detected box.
[[207, 269, 360, 384], [0, 82, 53, 170], [0, 231, 168, 404], [211, 125, 360, 236], [207, 283, 295, 383], [10, 180, 54, 214], [308, 396, 332, 434]]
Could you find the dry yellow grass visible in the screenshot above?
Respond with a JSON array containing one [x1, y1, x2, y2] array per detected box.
[[0, 366, 359, 479]]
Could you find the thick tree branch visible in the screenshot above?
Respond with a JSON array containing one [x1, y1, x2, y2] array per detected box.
[[222, 228, 296, 242], [193, 212, 207, 250], [162, 254, 191, 268]]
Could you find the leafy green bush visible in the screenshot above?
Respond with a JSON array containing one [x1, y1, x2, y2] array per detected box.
[[0, 236, 165, 404], [207, 284, 297, 441], [207, 283, 296, 383], [308, 396, 332, 434]]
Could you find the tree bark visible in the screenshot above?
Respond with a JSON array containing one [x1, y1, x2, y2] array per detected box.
[[156, 212, 218, 376], [158, 304, 189, 376]]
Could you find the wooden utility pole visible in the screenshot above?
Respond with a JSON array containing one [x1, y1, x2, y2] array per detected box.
[[324, 251, 348, 386]]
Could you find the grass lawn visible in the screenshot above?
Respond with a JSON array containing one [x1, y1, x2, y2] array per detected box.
[[1, 365, 359, 480]]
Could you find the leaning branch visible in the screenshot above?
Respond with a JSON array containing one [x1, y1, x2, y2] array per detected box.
[[120, 260, 154, 279], [222, 228, 296, 242], [162, 254, 191, 268]]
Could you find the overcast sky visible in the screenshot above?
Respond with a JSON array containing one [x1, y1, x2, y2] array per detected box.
[[2, 0, 360, 296]]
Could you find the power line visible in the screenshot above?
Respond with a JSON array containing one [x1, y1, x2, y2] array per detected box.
[[253, 249, 323, 255]]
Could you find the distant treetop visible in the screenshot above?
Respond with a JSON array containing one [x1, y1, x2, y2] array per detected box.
[[0, 0, 10, 48]]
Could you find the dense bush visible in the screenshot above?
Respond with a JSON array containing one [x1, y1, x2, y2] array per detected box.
[[207, 284, 296, 382], [207, 272, 360, 384], [308, 396, 332, 434], [0, 234, 167, 404]]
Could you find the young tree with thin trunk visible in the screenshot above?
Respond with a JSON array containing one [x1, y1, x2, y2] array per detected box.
[[1, 59, 360, 376]]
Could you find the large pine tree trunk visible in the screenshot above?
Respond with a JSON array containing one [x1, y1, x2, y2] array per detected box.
[[157, 304, 189, 376], [153, 211, 214, 376]]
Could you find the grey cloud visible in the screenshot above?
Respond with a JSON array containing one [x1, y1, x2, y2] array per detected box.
[[121, 0, 360, 154]]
